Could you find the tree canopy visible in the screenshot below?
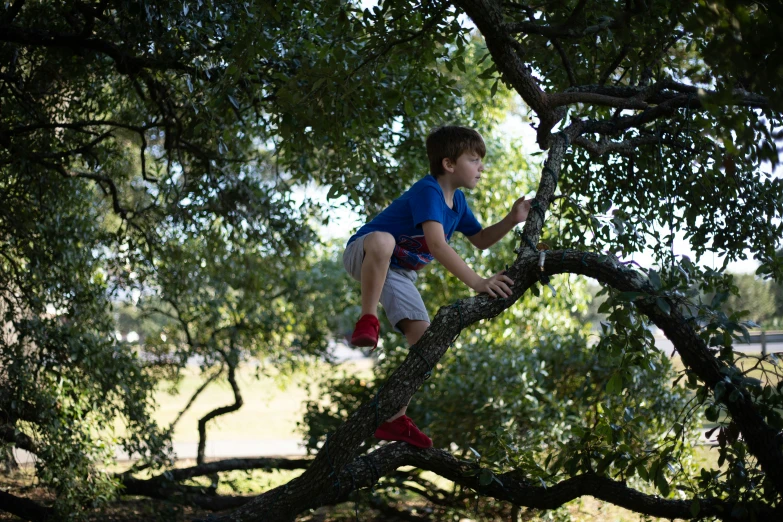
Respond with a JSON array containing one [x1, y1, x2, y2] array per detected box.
[[1, 0, 782, 521]]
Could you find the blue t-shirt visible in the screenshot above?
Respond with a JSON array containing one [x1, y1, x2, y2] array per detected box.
[[347, 175, 483, 271]]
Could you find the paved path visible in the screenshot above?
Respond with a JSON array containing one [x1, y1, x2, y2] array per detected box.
[[14, 439, 307, 465], [654, 337, 783, 357]]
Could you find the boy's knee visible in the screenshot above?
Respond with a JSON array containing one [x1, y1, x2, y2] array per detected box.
[[364, 232, 395, 257]]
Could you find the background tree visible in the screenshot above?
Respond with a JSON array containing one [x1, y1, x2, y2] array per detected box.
[[0, 0, 489, 518]]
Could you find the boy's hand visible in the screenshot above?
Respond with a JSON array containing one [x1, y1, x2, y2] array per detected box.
[[509, 196, 532, 224], [473, 271, 515, 298]]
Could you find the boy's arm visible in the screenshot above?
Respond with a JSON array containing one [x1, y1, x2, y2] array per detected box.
[[468, 196, 531, 250], [422, 220, 514, 298]]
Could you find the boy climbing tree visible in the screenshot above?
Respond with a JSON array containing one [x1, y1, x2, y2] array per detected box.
[[343, 125, 531, 447]]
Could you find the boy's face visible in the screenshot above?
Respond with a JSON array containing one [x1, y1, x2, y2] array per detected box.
[[444, 151, 484, 189]]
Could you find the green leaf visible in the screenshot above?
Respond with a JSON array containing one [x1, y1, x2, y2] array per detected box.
[[607, 373, 623, 395], [656, 298, 671, 315], [479, 468, 493, 486], [617, 291, 642, 302], [690, 499, 700, 517], [649, 269, 662, 290], [656, 473, 670, 497]]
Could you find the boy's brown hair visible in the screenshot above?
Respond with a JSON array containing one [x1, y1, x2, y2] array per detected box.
[[426, 126, 486, 177]]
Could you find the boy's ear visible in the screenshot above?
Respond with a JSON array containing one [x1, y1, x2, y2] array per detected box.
[[441, 157, 455, 173]]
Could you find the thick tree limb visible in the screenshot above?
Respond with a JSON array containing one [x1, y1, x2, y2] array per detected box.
[[455, 0, 555, 144], [221, 442, 782, 521], [0, 490, 54, 522]]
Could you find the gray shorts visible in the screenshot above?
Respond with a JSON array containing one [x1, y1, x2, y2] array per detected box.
[[343, 234, 430, 333]]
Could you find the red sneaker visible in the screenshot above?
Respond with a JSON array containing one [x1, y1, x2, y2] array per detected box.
[[350, 314, 380, 349], [374, 415, 432, 448]]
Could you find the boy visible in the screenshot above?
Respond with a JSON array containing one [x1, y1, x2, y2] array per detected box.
[[342, 126, 531, 448]]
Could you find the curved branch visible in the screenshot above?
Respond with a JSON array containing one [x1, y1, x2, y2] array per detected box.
[[167, 367, 223, 434], [119, 456, 311, 505], [196, 353, 243, 465], [551, 38, 577, 87]]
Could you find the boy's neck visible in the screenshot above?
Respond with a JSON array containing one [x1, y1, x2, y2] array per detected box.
[[435, 174, 457, 207]]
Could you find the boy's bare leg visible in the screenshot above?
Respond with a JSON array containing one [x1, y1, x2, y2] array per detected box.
[[360, 232, 395, 317], [386, 319, 430, 422]]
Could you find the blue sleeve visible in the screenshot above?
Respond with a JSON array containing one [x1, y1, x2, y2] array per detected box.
[[457, 201, 482, 236], [410, 186, 445, 228]]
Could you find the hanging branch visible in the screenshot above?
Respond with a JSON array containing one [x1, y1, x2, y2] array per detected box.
[[196, 348, 243, 465]]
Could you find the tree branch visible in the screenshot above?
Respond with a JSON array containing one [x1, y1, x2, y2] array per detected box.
[[167, 367, 223, 434], [0, 24, 194, 76], [197, 350, 243, 465], [572, 135, 661, 156], [122, 456, 311, 489], [598, 43, 631, 86], [221, 442, 783, 521], [551, 38, 577, 87], [456, 0, 556, 146], [548, 92, 649, 109], [0, 490, 54, 522]]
